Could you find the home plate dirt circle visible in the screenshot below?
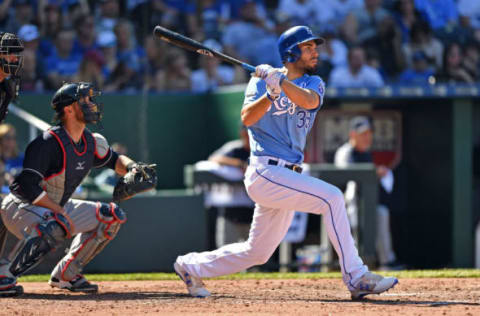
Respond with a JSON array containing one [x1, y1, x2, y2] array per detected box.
[[1, 278, 479, 315]]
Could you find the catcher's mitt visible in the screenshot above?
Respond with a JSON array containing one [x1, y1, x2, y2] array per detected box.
[[113, 162, 157, 202]]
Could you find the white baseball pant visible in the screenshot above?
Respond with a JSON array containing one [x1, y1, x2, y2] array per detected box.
[[177, 156, 368, 289]]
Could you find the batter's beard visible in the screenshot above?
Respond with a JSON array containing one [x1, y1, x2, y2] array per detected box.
[[304, 63, 319, 75], [298, 58, 319, 75]]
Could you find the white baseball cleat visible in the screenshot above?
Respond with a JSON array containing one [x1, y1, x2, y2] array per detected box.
[[173, 262, 211, 298], [350, 271, 398, 300]]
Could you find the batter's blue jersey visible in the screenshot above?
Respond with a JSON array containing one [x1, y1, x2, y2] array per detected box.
[[243, 74, 325, 164]]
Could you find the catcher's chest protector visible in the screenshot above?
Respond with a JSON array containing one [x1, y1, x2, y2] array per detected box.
[[41, 126, 95, 206]]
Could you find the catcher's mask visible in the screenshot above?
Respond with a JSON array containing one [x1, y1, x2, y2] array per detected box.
[[51, 82, 103, 124], [0, 32, 24, 76]]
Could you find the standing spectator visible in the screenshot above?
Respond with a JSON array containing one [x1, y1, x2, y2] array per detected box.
[[436, 42, 475, 84], [38, 2, 63, 59], [19, 49, 44, 92], [329, 46, 384, 87], [72, 14, 98, 56], [17, 23, 39, 52], [363, 16, 406, 80], [17, 24, 45, 90], [5, 0, 34, 34], [365, 49, 385, 80], [463, 41, 480, 81], [190, 39, 245, 93], [104, 19, 142, 92], [226, 0, 267, 21], [414, 0, 458, 31], [198, 0, 230, 41], [335, 116, 405, 271], [128, 0, 200, 43], [342, 0, 391, 45], [143, 34, 166, 90], [392, 0, 421, 44], [163, 0, 200, 39], [127, 0, 157, 43], [222, 1, 278, 66], [402, 20, 443, 70], [97, 30, 117, 84], [397, 50, 434, 84], [45, 29, 83, 90], [318, 27, 347, 69], [277, 0, 336, 33], [152, 48, 191, 92], [95, 0, 120, 34], [458, 0, 480, 30], [73, 50, 105, 89], [62, 0, 90, 30], [0, 124, 23, 178], [0, 0, 13, 29], [328, 0, 364, 27]]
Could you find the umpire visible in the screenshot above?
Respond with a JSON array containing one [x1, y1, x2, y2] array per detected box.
[[0, 82, 156, 297], [0, 32, 23, 123]]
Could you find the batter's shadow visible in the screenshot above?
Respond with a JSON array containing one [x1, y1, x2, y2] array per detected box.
[[14, 291, 197, 301], [231, 294, 480, 307], [297, 297, 480, 307]]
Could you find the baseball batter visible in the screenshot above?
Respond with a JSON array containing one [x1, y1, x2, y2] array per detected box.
[[0, 82, 153, 297], [174, 26, 398, 300]]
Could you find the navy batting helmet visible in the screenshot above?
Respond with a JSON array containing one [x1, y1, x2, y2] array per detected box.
[[278, 26, 324, 64]]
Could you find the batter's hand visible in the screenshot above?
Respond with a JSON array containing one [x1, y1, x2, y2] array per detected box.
[[254, 64, 274, 79], [265, 69, 286, 91], [266, 83, 281, 100]]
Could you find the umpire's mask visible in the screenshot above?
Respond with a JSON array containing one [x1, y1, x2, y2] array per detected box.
[[0, 32, 24, 76]]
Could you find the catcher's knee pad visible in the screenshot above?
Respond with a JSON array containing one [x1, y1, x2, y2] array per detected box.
[[60, 203, 126, 281], [96, 202, 126, 240], [9, 216, 69, 277]]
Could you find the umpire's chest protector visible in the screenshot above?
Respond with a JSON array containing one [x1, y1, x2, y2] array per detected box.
[[41, 126, 95, 206]]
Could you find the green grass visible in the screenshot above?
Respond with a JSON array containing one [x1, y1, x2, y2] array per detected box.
[[18, 269, 480, 283]]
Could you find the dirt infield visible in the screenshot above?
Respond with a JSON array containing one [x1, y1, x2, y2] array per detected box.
[[1, 278, 479, 315]]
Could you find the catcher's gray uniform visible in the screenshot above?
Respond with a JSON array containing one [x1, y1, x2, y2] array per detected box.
[[0, 125, 125, 294]]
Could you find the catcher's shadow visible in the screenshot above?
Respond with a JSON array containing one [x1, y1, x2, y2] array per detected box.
[[13, 291, 195, 301]]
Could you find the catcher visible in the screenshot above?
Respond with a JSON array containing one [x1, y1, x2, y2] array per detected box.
[[0, 82, 156, 297], [0, 32, 23, 123]]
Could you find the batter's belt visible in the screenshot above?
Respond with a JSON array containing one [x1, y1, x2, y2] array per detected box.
[[248, 156, 303, 173]]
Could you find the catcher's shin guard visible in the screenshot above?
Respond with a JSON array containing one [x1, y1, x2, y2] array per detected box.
[[58, 203, 126, 281], [9, 215, 69, 277]]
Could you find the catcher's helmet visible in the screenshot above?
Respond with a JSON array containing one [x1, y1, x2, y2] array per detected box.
[[278, 26, 324, 64], [52, 82, 103, 124], [0, 32, 24, 76]]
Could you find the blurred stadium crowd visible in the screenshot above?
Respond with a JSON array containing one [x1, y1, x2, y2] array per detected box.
[[3, 0, 480, 93]]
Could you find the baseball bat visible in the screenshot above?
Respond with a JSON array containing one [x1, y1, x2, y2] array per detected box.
[[153, 25, 256, 73]]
